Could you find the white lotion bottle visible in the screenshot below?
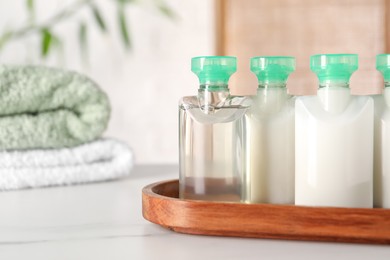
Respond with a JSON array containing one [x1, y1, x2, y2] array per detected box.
[[244, 56, 296, 204], [374, 54, 390, 208], [295, 54, 373, 208]]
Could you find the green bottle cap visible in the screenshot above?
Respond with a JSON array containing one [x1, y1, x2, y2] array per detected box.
[[376, 54, 390, 82], [310, 54, 358, 84], [250, 56, 295, 84], [191, 56, 236, 89]]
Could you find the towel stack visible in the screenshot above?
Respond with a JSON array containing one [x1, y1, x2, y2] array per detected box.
[[0, 65, 134, 191]]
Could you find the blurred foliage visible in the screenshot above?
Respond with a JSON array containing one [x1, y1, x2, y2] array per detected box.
[[0, 0, 176, 61]]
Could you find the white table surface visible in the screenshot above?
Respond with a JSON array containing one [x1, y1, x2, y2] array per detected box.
[[0, 164, 389, 259]]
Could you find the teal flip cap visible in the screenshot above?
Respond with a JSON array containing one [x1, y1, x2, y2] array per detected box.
[[250, 56, 295, 83], [310, 54, 358, 83], [376, 54, 390, 82], [191, 56, 236, 86]]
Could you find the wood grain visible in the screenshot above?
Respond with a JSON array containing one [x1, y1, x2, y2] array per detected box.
[[217, 0, 386, 96], [386, 0, 390, 53], [142, 180, 390, 244], [215, 0, 226, 56]]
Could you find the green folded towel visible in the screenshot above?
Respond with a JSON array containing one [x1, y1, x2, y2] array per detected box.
[[0, 65, 110, 149]]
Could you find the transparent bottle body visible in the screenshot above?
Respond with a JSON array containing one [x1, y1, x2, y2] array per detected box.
[[179, 90, 249, 202], [295, 86, 373, 208], [244, 87, 295, 204], [373, 87, 390, 208]]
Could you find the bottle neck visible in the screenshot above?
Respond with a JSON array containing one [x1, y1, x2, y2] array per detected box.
[[258, 81, 287, 89], [384, 85, 390, 107], [317, 82, 351, 114], [385, 81, 390, 89], [318, 79, 349, 89], [199, 83, 229, 91], [255, 84, 289, 113], [198, 86, 230, 113]]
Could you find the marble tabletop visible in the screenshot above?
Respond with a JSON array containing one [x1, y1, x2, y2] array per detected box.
[[0, 164, 389, 259]]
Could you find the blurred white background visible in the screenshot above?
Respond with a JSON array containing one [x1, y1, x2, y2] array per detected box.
[[0, 0, 216, 164]]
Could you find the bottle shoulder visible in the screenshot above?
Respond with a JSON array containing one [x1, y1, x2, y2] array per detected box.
[[179, 94, 249, 124], [179, 95, 196, 106], [296, 95, 373, 106], [248, 94, 294, 117], [296, 95, 373, 122], [179, 95, 251, 108], [371, 94, 390, 119]]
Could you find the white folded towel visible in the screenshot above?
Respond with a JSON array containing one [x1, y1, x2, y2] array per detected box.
[[0, 139, 134, 191]]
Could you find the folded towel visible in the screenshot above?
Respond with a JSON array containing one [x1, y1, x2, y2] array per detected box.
[[0, 139, 133, 191], [0, 65, 110, 149]]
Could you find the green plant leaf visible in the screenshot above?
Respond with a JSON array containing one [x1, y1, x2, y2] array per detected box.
[[78, 21, 88, 64], [91, 4, 107, 32], [0, 32, 13, 51], [116, 0, 136, 5], [78, 21, 87, 52], [156, 1, 176, 19], [26, 0, 34, 12], [41, 28, 53, 57], [26, 0, 35, 22], [118, 8, 131, 49]]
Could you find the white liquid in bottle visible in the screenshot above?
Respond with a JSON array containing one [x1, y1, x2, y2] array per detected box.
[[295, 54, 373, 208], [374, 54, 390, 208], [296, 89, 373, 207], [244, 56, 296, 204]]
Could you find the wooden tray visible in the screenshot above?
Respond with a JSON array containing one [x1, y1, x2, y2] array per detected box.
[[142, 180, 390, 244]]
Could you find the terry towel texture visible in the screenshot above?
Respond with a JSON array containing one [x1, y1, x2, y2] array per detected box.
[[0, 139, 133, 191], [0, 65, 110, 149]]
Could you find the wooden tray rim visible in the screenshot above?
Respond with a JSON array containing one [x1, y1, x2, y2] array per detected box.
[[142, 179, 390, 245]]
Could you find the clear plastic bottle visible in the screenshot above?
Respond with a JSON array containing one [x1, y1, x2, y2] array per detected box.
[[244, 56, 295, 204], [374, 54, 390, 208], [295, 54, 373, 208], [179, 56, 250, 202]]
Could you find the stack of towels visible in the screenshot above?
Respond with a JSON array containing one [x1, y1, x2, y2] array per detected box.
[[0, 65, 133, 191]]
